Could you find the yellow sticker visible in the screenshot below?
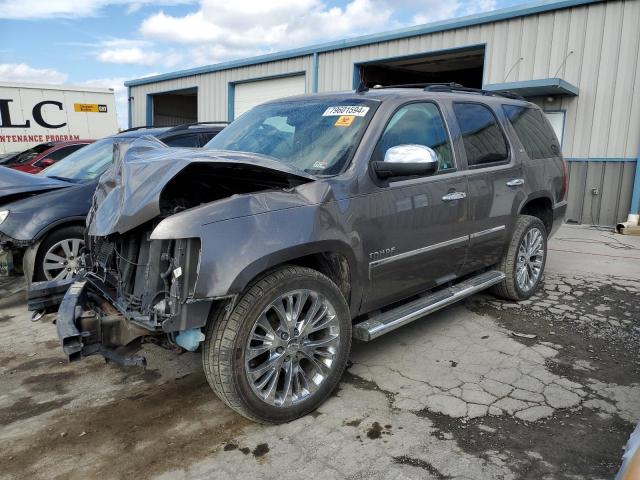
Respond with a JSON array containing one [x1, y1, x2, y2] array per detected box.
[[334, 115, 355, 127], [74, 103, 108, 113]]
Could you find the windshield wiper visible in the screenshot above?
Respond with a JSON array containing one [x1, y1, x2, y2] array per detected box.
[[46, 175, 78, 183]]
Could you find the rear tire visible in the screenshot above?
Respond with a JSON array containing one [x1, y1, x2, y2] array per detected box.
[[491, 215, 547, 301], [202, 265, 351, 424], [33, 225, 85, 282]]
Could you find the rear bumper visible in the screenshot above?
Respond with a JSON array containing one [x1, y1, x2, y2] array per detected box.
[[550, 200, 567, 237]]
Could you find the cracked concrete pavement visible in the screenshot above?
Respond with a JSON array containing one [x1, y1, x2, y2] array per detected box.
[[0, 224, 638, 479]]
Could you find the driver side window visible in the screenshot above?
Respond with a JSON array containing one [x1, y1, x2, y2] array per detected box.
[[374, 103, 454, 172]]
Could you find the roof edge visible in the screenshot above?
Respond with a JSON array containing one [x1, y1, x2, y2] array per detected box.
[[0, 81, 114, 93], [125, 0, 604, 88]]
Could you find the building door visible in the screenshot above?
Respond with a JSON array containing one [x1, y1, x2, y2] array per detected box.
[[232, 75, 305, 119]]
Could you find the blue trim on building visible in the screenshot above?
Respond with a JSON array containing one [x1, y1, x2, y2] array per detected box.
[[125, 0, 603, 88], [227, 83, 235, 122], [565, 157, 637, 163], [145, 94, 153, 126], [484, 78, 579, 97], [312, 52, 319, 93], [127, 86, 132, 129], [631, 141, 640, 216], [227, 71, 306, 121], [630, 157, 640, 216]]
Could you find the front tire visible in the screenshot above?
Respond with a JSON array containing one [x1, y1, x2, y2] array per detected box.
[[33, 225, 85, 281], [203, 265, 351, 424], [491, 215, 547, 301]]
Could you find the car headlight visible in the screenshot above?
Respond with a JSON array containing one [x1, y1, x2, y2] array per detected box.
[[0, 210, 8, 225]]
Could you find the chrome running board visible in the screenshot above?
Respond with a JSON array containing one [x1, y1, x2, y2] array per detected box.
[[353, 270, 505, 341]]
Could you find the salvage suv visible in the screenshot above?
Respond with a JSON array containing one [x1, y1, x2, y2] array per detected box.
[[28, 84, 567, 424]]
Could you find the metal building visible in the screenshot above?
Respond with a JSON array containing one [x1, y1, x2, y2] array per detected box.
[[125, 0, 640, 227]]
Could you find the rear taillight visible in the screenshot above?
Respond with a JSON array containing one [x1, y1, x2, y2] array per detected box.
[[560, 158, 569, 201]]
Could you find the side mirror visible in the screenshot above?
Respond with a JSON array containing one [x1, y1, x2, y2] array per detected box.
[[372, 144, 439, 179], [37, 158, 55, 168]]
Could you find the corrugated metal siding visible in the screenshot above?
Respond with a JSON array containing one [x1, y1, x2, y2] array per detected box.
[[130, 0, 640, 225], [566, 161, 637, 225], [130, 56, 313, 124]]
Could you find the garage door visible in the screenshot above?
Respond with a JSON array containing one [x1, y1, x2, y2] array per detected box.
[[233, 75, 305, 119]]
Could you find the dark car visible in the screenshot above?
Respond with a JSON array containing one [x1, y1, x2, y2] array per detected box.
[[0, 123, 225, 282], [6, 140, 93, 174], [29, 85, 567, 424]]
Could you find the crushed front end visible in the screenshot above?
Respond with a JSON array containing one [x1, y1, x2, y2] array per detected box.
[[29, 224, 210, 365], [26, 137, 315, 366]]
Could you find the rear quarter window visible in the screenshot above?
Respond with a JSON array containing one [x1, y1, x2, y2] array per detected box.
[[452, 102, 509, 168], [502, 105, 560, 159]]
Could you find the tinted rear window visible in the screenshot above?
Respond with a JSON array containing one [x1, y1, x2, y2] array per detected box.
[[502, 105, 560, 159], [452, 103, 509, 167], [163, 134, 200, 147]]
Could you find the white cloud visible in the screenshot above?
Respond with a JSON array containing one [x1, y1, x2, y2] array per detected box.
[[97, 47, 183, 67], [462, 0, 497, 15], [0, 63, 69, 84], [141, 0, 395, 63], [138, 0, 500, 67], [0, 0, 196, 20], [98, 47, 158, 65]]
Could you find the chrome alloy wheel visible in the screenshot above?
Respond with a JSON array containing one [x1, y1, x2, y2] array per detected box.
[[42, 238, 84, 280], [516, 227, 545, 292], [245, 289, 340, 407]]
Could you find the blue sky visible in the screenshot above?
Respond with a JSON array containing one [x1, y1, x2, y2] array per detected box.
[[0, 0, 532, 127]]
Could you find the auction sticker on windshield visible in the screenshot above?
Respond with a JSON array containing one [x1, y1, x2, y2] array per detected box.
[[335, 115, 355, 127], [323, 106, 370, 117]]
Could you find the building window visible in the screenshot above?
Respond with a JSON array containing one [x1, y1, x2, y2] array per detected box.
[[544, 111, 565, 147]]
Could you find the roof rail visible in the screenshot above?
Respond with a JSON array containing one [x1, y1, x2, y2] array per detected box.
[[118, 125, 158, 133], [369, 82, 525, 100], [165, 121, 228, 133], [424, 83, 526, 100], [372, 82, 463, 90]]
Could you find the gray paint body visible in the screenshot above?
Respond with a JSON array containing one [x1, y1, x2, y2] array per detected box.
[[95, 90, 566, 321]]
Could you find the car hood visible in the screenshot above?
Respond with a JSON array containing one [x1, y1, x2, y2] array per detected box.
[[88, 136, 315, 236], [0, 166, 73, 206]]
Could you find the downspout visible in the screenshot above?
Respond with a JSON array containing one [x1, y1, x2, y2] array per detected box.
[[617, 141, 640, 232], [628, 150, 640, 225]]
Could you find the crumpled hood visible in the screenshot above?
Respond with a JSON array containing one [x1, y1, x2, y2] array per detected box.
[[0, 165, 72, 204], [88, 136, 315, 236]]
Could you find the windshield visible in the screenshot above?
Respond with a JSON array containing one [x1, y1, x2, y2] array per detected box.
[[39, 137, 125, 182], [12, 143, 52, 164], [205, 99, 377, 175]]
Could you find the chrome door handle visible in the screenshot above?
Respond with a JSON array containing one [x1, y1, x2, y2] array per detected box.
[[506, 178, 525, 187], [442, 191, 467, 202]]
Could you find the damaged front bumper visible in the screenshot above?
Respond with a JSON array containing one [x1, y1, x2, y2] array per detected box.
[[28, 271, 215, 366], [29, 275, 149, 366], [0, 232, 29, 276]]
